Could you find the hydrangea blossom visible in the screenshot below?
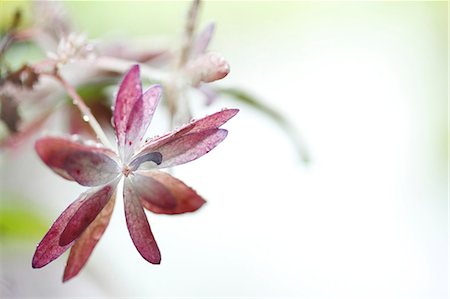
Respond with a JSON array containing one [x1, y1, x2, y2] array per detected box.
[[32, 65, 238, 281]]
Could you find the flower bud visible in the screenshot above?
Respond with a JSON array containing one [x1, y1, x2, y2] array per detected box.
[[185, 52, 230, 86]]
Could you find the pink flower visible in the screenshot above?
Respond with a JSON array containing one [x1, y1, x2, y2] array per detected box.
[[32, 65, 238, 281]]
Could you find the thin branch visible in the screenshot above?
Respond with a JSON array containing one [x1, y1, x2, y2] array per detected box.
[[95, 56, 169, 82], [52, 72, 113, 148], [177, 0, 200, 69]]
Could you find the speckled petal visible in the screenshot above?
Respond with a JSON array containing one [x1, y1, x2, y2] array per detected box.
[[63, 192, 116, 282], [64, 151, 120, 186], [113, 64, 142, 159], [124, 179, 161, 264], [32, 183, 116, 269], [123, 85, 161, 162], [59, 181, 117, 246], [133, 171, 205, 215], [35, 136, 120, 186], [157, 128, 228, 168], [133, 109, 238, 168]]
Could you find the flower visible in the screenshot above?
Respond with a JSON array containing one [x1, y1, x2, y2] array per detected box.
[[184, 23, 230, 87], [32, 64, 238, 281], [166, 22, 231, 126]]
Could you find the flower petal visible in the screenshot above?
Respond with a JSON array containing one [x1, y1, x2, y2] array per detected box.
[[132, 171, 205, 215], [63, 191, 116, 282], [198, 84, 218, 106], [59, 181, 117, 246], [31, 183, 116, 269], [123, 85, 161, 162], [191, 22, 215, 58], [113, 64, 142, 159], [124, 179, 161, 264], [35, 136, 120, 186], [157, 128, 228, 168], [133, 108, 238, 167]]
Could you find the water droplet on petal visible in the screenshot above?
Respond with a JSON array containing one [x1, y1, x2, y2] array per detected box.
[[83, 115, 90, 122], [71, 134, 82, 142]]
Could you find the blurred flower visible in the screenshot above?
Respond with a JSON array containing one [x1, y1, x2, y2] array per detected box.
[[183, 23, 230, 87], [165, 20, 231, 127], [32, 65, 238, 281], [47, 33, 97, 67], [32, 0, 72, 43]]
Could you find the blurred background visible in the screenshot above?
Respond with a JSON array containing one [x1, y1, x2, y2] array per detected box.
[[0, 1, 448, 298]]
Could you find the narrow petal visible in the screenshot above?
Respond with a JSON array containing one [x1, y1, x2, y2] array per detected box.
[[157, 129, 228, 168], [64, 151, 120, 186], [32, 183, 116, 269], [59, 181, 117, 246], [35, 136, 120, 186], [63, 192, 116, 282], [113, 64, 142, 159], [124, 179, 161, 264], [132, 171, 205, 215], [198, 84, 218, 106], [191, 22, 215, 58], [133, 109, 238, 166], [123, 85, 161, 161]]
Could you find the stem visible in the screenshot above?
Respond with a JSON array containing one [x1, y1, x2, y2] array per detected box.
[[177, 0, 200, 69], [164, 0, 200, 128], [95, 56, 169, 82], [52, 73, 113, 148]]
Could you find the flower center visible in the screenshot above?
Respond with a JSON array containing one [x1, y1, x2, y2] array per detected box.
[[122, 165, 132, 177]]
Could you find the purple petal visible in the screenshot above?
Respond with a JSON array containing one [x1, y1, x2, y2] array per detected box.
[[124, 179, 161, 264], [191, 22, 215, 58], [133, 109, 238, 166], [59, 181, 117, 246], [132, 171, 205, 215], [157, 128, 228, 168], [63, 192, 116, 282], [32, 183, 116, 269], [123, 85, 161, 161], [35, 137, 120, 186], [113, 64, 142, 159]]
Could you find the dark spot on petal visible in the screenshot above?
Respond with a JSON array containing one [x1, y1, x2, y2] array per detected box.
[[129, 152, 163, 170]]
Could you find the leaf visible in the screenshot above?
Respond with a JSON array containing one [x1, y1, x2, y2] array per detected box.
[[0, 195, 49, 242], [218, 87, 311, 164], [74, 79, 116, 105]]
